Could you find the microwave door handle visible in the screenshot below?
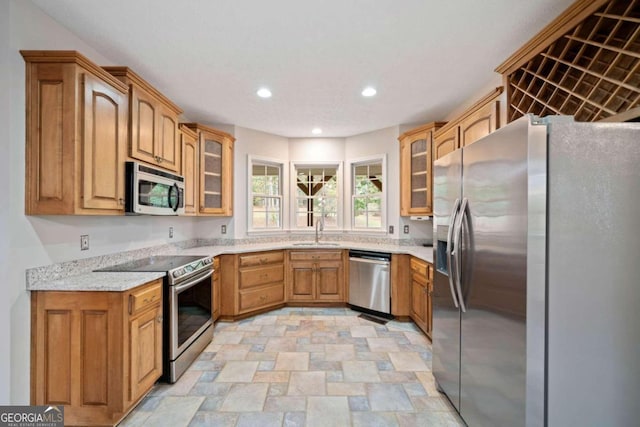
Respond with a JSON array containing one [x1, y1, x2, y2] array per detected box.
[[446, 198, 461, 308], [169, 183, 179, 212]]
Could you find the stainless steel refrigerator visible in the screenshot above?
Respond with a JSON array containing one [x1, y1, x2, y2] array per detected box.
[[432, 115, 640, 427]]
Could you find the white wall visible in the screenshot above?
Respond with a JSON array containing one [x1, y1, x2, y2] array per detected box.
[[1, 0, 12, 406], [5, 1, 208, 404], [345, 126, 399, 237], [233, 126, 289, 238]]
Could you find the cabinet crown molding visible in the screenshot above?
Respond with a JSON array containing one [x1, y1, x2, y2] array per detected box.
[[179, 123, 199, 139], [103, 66, 183, 114], [494, 0, 609, 75], [434, 87, 504, 138], [398, 122, 447, 141], [182, 122, 236, 144], [20, 50, 129, 93]]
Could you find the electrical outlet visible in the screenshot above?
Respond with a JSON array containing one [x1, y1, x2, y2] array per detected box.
[[403, 225, 410, 234], [388, 225, 394, 234], [221, 225, 227, 234], [80, 235, 89, 251], [169, 227, 174, 238]]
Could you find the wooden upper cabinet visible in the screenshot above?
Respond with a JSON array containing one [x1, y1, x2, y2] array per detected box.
[[104, 66, 182, 173], [180, 124, 199, 216], [433, 126, 459, 161], [183, 123, 235, 216], [21, 50, 129, 215], [433, 87, 503, 160], [459, 97, 499, 148], [398, 122, 445, 216]]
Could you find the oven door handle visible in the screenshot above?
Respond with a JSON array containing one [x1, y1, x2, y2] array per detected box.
[[173, 270, 213, 293]]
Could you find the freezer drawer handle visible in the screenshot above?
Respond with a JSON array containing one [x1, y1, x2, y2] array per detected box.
[[453, 198, 468, 313], [446, 198, 461, 308]]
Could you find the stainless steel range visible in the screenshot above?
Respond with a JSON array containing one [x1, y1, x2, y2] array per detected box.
[[97, 255, 213, 382]]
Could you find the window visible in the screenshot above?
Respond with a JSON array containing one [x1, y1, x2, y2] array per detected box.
[[352, 158, 384, 230], [250, 159, 283, 230], [293, 164, 341, 229]]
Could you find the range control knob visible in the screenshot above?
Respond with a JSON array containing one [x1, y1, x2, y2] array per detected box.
[[172, 268, 183, 278]]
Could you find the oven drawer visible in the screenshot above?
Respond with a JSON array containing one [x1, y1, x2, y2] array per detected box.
[[239, 264, 284, 289], [129, 279, 162, 315], [239, 251, 284, 267], [238, 283, 285, 313]]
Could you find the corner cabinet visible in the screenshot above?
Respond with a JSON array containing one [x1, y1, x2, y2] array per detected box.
[[434, 87, 503, 160], [398, 122, 446, 216], [30, 279, 163, 426], [104, 67, 183, 173], [409, 257, 433, 339], [219, 251, 286, 318], [22, 51, 129, 215], [183, 123, 235, 216]]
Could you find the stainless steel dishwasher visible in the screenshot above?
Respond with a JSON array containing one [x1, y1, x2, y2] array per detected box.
[[348, 250, 392, 317]]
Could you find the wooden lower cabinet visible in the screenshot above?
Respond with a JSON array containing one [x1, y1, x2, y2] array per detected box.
[[288, 250, 346, 302], [409, 257, 433, 338], [212, 256, 221, 321], [31, 279, 163, 426], [219, 250, 286, 317]]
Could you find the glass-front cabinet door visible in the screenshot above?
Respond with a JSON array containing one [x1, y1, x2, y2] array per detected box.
[[183, 123, 235, 216], [399, 122, 444, 216]]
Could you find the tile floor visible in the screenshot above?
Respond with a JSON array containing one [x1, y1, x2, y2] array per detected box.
[[120, 307, 464, 427]]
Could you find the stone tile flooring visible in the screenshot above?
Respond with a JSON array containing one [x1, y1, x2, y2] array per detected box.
[[120, 307, 464, 427]]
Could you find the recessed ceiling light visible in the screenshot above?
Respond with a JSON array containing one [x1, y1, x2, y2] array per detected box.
[[361, 87, 377, 97], [257, 88, 272, 98], [312, 128, 322, 135]]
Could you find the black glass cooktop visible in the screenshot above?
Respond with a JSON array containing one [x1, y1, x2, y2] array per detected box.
[[95, 255, 208, 272]]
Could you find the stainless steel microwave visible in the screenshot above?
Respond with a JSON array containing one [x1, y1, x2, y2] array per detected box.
[[125, 161, 185, 215]]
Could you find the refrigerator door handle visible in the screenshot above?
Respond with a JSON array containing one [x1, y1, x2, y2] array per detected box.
[[446, 198, 461, 308], [453, 197, 468, 313]]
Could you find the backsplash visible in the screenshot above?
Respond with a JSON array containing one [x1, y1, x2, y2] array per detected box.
[[26, 235, 431, 287]]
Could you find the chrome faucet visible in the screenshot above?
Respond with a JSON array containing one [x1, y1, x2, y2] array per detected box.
[[315, 217, 324, 244]]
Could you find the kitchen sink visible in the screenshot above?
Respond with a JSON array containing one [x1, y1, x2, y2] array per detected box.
[[292, 242, 340, 246]]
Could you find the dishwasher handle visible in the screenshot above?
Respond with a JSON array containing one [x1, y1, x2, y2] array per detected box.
[[349, 256, 390, 266]]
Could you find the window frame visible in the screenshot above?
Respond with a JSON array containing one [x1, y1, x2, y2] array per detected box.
[[349, 155, 386, 233], [290, 161, 343, 231], [247, 155, 285, 233]]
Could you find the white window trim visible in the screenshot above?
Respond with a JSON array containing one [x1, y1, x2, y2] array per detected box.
[[290, 161, 343, 232], [348, 154, 387, 233], [247, 155, 287, 234]]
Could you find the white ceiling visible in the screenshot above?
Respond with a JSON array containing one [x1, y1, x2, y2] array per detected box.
[[32, 0, 575, 138]]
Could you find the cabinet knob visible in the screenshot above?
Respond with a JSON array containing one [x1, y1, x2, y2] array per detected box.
[[118, 198, 125, 206], [260, 258, 269, 264], [157, 316, 163, 323]]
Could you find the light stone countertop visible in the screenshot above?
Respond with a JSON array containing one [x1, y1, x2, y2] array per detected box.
[[28, 272, 167, 292], [27, 241, 433, 292]]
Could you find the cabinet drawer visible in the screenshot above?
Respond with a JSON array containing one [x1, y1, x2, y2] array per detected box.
[[410, 257, 428, 278], [239, 283, 285, 313], [289, 250, 343, 261], [129, 280, 162, 315], [239, 251, 284, 267], [239, 264, 284, 289]]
